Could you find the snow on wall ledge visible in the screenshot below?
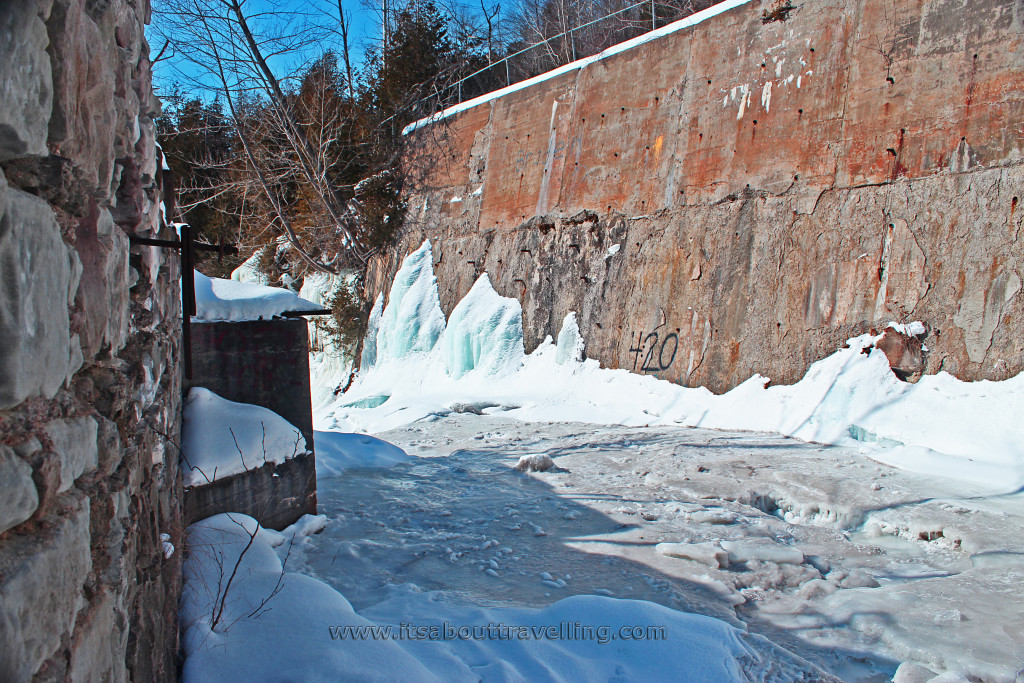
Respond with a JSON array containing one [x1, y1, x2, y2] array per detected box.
[[193, 271, 321, 322], [181, 388, 306, 487], [372, 0, 1024, 395]]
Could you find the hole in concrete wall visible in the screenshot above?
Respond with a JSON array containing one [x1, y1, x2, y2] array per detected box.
[[809, 47, 815, 53]]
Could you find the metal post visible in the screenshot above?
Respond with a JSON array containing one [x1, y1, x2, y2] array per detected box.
[[570, 28, 576, 62], [128, 229, 236, 385], [652, 0, 656, 30], [506, 58, 510, 86]]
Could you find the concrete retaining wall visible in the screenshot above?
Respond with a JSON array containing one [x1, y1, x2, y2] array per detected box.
[[372, 0, 1024, 393], [190, 319, 316, 450], [182, 453, 317, 531], [188, 318, 318, 530]]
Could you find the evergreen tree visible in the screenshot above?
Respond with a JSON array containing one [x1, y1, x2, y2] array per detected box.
[[156, 93, 243, 274]]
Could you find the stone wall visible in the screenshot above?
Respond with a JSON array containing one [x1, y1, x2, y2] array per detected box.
[[0, 0, 182, 680], [371, 0, 1024, 393]]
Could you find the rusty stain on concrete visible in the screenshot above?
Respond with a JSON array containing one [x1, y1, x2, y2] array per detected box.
[[382, 0, 1024, 392]]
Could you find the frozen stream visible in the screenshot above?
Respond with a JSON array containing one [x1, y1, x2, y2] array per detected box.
[[292, 415, 1024, 682], [181, 241, 1024, 681]]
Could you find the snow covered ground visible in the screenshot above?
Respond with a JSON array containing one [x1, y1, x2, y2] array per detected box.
[[181, 240, 1024, 681], [321, 241, 1024, 495], [299, 416, 1024, 681], [180, 510, 829, 682]]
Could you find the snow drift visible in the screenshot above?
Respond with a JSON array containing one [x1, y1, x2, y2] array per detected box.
[[181, 388, 306, 487], [321, 241, 1024, 492], [180, 512, 831, 682]]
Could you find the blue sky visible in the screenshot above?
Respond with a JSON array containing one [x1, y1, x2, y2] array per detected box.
[[150, 0, 385, 99]]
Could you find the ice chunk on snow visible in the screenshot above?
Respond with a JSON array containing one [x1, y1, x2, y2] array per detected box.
[[892, 662, 939, 683], [656, 542, 730, 569], [555, 312, 585, 365], [440, 273, 523, 379], [687, 509, 738, 525], [181, 388, 306, 487], [280, 513, 328, 540], [314, 431, 410, 476], [514, 453, 555, 472], [193, 270, 319, 321], [720, 540, 804, 565], [375, 241, 446, 364]]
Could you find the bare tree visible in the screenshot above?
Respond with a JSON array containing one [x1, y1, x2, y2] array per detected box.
[[156, 0, 370, 272]]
